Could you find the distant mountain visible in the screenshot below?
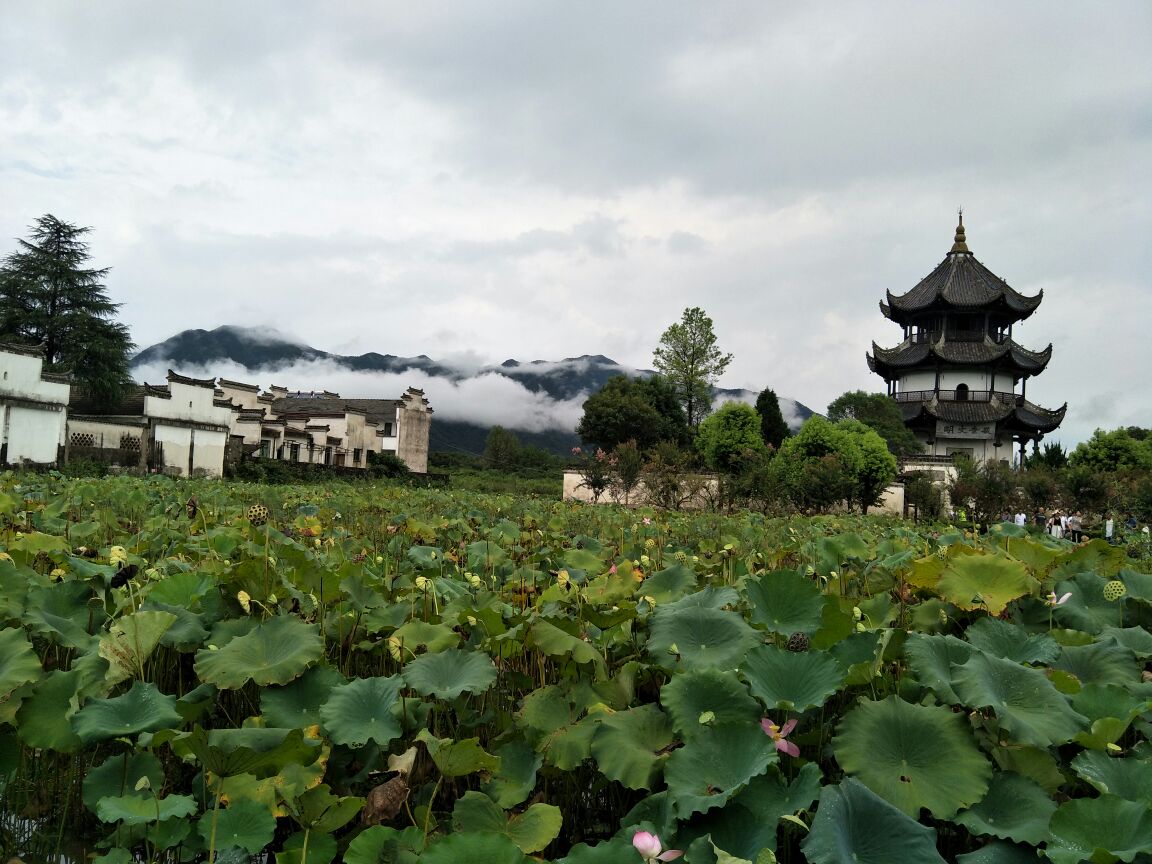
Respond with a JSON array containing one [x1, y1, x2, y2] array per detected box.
[[132, 325, 814, 455]]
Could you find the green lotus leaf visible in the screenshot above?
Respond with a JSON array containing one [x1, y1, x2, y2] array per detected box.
[[344, 826, 423, 864], [662, 668, 760, 735], [261, 664, 345, 728], [83, 751, 165, 815], [647, 605, 759, 671], [740, 643, 845, 712], [389, 619, 460, 655], [1101, 626, 1152, 659], [1051, 572, 1121, 634], [286, 783, 364, 833], [964, 617, 1059, 665], [172, 726, 321, 778], [952, 651, 1086, 747], [527, 620, 606, 676], [904, 633, 973, 703], [0, 626, 42, 699], [1047, 794, 1152, 864], [197, 797, 276, 853], [831, 630, 890, 685], [275, 830, 337, 864], [1071, 750, 1152, 803], [936, 554, 1036, 615], [1052, 640, 1140, 687], [72, 680, 181, 744], [96, 792, 197, 825], [90, 850, 134, 864], [16, 668, 83, 751], [687, 762, 822, 859], [402, 647, 497, 699], [407, 544, 445, 569], [554, 836, 636, 864], [516, 684, 600, 770], [640, 563, 698, 604], [1071, 682, 1149, 749], [145, 570, 216, 609], [194, 616, 322, 689], [665, 586, 741, 611], [1050, 539, 1128, 581], [319, 675, 403, 748], [482, 740, 543, 808], [744, 570, 826, 636], [419, 831, 531, 864], [664, 722, 778, 817], [452, 790, 563, 853], [834, 696, 990, 818], [801, 778, 946, 864], [99, 610, 177, 685], [589, 704, 674, 790], [956, 841, 1044, 864], [953, 771, 1055, 845], [141, 601, 210, 651], [417, 728, 501, 777], [25, 580, 102, 649]]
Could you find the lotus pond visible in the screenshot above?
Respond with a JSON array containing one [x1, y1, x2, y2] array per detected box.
[[1, 473, 1151, 863]]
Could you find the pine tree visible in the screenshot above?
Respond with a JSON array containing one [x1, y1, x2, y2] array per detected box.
[[0, 215, 134, 405], [652, 307, 732, 432], [754, 387, 791, 448]]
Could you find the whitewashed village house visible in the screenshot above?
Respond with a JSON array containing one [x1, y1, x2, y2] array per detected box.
[[0, 342, 70, 465], [0, 345, 433, 476]]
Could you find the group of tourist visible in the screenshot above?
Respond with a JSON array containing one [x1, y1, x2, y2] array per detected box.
[[999, 509, 1145, 544]]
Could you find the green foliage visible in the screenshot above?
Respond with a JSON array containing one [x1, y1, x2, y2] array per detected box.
[[1069, 428, 1152, 473], [754, 388, 791, 449], [827, 390, 922, 458], [484, 425, 523, 470], [696, 401, 767, 475], [0, 214, 134, 405], [576, 374, 689, 451], [653, 307, 733, 431], [773, 416, 897, 513]]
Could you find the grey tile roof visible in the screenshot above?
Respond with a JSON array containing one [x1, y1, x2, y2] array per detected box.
[[884, 252, 1043, 322]]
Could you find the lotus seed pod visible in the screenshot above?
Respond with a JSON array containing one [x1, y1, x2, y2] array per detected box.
[[1103, 580, 1127, 602], [786, 632, 810, 652], [246, 504, 269, 527]]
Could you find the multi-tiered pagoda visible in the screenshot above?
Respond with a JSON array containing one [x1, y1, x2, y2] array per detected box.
[[868, 215, 1065, 464]]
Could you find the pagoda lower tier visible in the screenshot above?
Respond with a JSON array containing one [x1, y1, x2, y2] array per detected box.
[[894, 390, 1066, 463]]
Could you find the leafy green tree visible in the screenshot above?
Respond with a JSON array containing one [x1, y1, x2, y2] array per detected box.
[[652, 306, 733, 432], [695, 402, 767, 475], [949, 459, 1016, 530], [577, 374, 689, 451], [483, 426, 521, 470], [1026, 441, 1068, 470], [772, 416, 897, 513], [610, 440, 645, 505], [1068, 428, 1152, 473], [0, 215, 134, 405], [754, 388, 791, 448], [826, 390, 921, 458]]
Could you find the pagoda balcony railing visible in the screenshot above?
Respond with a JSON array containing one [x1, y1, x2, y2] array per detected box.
[[908, 330, 1009, 344], [894, 389, 1019, 405]]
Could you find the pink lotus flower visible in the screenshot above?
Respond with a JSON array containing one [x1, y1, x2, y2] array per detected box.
[[1046, 591, 1072, 606], [609, 563, 617, 574], [632, 831, 682, 861], [642, 517, 652, 526], [761, 717, 799, 757]]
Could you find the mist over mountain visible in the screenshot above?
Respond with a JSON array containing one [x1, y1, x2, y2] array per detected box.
[[132, 326, 813, 456]]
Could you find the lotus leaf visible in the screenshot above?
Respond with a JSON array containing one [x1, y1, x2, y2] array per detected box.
[[745, 570, 826, 635], [740, 643, 845, 712], [96, 792, 197, 825], [344, 825, 423, 864], [1071, 750, 1152, 802], [417, 728, 501, 777], [589, 704, 673, 790], [391, 619, 459, 654], [482, 740, 543, 808], [662, 668, 760, 735], [319, 675, 403, 748], [275, 830, 337, 864], [83, 751, 165, 815], [1101, 626, 1152, 658], [146, 570, 215, 609], [964, 617, 1059, 665], [952, 651, 1087, 747], [641, 563, 698, 603], [16, 668, 83, 751], [527, 619, 606, 676], [834, 696, 990, 818], [1052, 640, 1139, 687], [419, 831, 531, 864], [904, 633, 973, 703], [0, 626, 42, 699], [403, 647, 497, 699], [956, 841, 1048, 864], [286, 783, 364, 833], [1047, 794, 1152, 864], [25, 580, 102, 648], [261, 664, 345, 728], [664, 721, 778, 817], [99, 609, 177, 684], [801, 779, 946, 864], [554, 836, 637, 863], [953, 771, 1055, 845], [1052, 572, 1122, 634], [935, 554, 1036, 615], [197, 797, 276, 853], [647, 604, 759, 671], [194, 615, 322, 689], [72, 680, 182, 743], [452, 790, 562, 853], [174, 726, 320, 778]]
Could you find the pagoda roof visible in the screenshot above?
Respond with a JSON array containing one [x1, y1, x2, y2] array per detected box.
[[900, 394, 1066, 434], [868, 337, 1052, 378], [882, 218, 1043, 324]]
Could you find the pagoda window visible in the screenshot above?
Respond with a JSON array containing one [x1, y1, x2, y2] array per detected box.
[[956, 383, 970, 401]]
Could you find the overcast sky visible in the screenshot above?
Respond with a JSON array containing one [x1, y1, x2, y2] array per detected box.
[[2, 2, 1149, 447]]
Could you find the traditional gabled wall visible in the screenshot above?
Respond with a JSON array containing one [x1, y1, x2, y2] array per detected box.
[[0, 346, 70, 465]]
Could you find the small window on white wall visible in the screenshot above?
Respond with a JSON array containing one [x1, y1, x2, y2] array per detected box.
[[956, 383, 969, 401]]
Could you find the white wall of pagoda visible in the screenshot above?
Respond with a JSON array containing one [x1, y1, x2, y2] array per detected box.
[[897, 370, 1008, 393]]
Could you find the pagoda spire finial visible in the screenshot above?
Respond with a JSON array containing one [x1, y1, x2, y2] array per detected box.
[[950, 208, 969, 254]]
